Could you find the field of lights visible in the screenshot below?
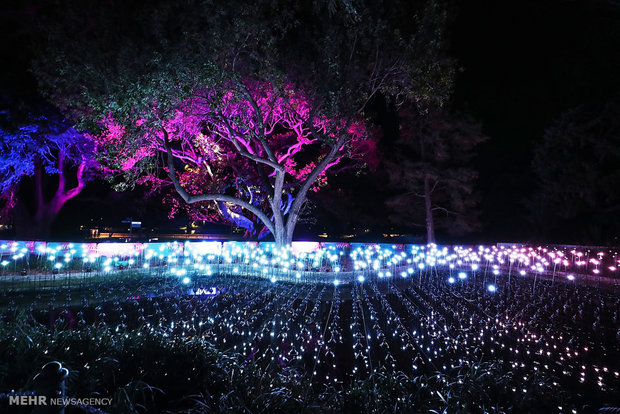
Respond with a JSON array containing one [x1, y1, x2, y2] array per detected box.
[[0, 241, 618, 413]]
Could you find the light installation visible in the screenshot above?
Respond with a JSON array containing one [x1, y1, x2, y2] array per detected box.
[[0, 241, 618, 285], [0, 240, 618, 411]]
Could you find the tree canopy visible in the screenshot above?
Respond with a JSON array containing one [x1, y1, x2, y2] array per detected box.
[[31, 0, 454, 245], [529, 99, 620, 243]]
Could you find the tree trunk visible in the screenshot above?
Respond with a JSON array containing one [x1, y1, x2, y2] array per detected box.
[[285, 212, 299, 246], [424, 174, 435, 244], [271, 172, 287, 248], [13, 200, 55, 240], [273, 220, 287, 248], [12, 158, 86, 240], [33, 212, 55, 240]]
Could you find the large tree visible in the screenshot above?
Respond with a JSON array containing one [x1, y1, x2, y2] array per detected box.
[[0, 104, 95, 239], [529, 99, 620, 243], [96, 80, 373, 242], [32, 0, 454, 246], [385, 108, 487, 243]]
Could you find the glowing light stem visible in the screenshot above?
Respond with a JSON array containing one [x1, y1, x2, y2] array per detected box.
[[419, 267, 422, 288]]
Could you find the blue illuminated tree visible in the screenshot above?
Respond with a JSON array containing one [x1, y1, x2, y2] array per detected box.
[[0, 106, 96, 239]]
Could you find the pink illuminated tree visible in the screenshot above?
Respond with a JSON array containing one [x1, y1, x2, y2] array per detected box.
[[96, 81, 371, 245]]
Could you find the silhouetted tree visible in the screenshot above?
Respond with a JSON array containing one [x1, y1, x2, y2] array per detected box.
[[386, 108, 486, 243], [529, 99, 620, 243]]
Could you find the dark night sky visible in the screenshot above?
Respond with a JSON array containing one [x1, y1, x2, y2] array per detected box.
[[450, 0, 620, 242], [1, 0, 619, 242]]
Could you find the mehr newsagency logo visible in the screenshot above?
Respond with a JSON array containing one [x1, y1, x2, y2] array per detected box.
[[9, 395, 112, 407]]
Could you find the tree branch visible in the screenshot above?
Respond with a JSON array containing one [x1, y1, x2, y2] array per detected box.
[[237, 82, 279, 163], [402, 191, 426, 198], [286, 121, 351, 231], [63, 158, 87, 201], [217, 110, 285, 173], [431, 205, 457, 216], [162, 128, 276, 237]]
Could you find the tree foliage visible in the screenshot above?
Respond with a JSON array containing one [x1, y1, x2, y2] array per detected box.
[[529, 99, 620, 243], [31, 0, 454, 244]]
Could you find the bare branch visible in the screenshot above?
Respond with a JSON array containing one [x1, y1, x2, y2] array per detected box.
[[237, 82, 279, 163], [431, 205, 457, 216], [429, 178, 439, 194], [286, 121, 352, 230], [217, 109, 285, 173]]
